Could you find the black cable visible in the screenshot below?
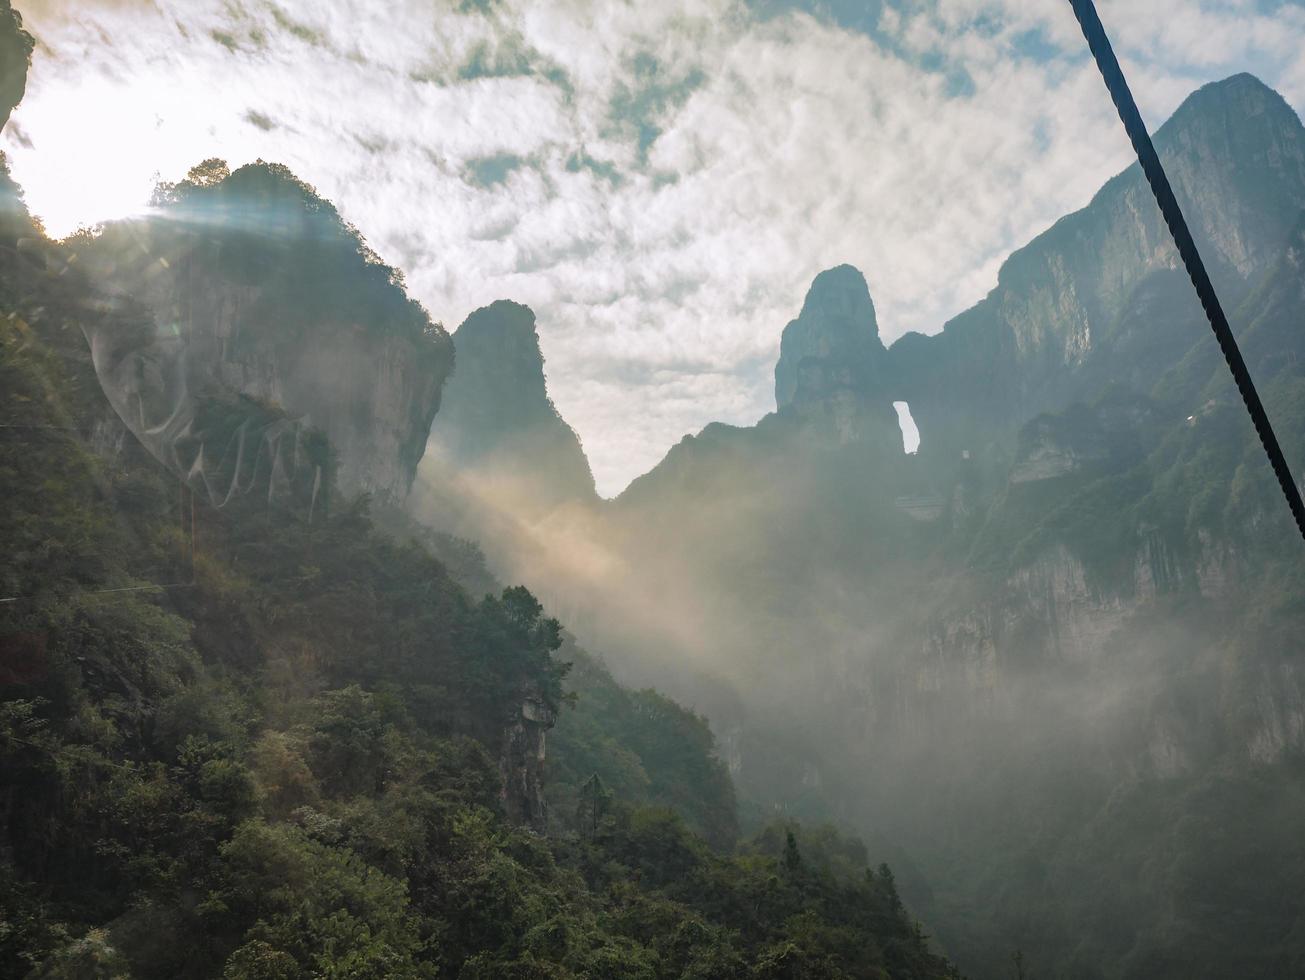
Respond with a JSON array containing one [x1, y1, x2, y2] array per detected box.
[[1067, 0, 1305, 543]]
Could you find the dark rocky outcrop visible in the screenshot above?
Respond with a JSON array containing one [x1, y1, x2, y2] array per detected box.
[[424, 299, 597, 510], [499, 693, 556, 833], [0, 0, 33, 132], [883, 73, 1305, 465], [775, 264, 885, 409]]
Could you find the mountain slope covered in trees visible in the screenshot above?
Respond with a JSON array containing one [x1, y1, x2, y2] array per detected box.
[[0, 19, 960, 975], [0, 164, 959, 980]]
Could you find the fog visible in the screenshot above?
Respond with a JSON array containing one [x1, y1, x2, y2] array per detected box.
[[56, 148, 1305, 979], [23, 65, 1304, 980], [403, 167, 1305, 975]]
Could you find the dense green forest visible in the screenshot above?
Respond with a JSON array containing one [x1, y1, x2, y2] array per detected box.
[[0, 150, 960, 977]]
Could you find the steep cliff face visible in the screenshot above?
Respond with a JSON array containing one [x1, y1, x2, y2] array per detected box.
[[499, 693, 556, 832], [424, 299, 596, 509], [407, 300, 601, 606], [0, 0, 32, 132], [78, 162, 452, 503], [886, 74, 1305, 462], [1009, 407, 1112, 484], [774, 264, 884, 412], [1237, 211, 1305, 380], [773, 264, 902, 451], [929, 541, 1300, 761]]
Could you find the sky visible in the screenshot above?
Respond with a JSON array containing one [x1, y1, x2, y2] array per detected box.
[[6, 0, 1305, 495]]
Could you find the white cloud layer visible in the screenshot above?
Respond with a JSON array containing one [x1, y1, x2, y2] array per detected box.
[[7, 0, 1305, 494]]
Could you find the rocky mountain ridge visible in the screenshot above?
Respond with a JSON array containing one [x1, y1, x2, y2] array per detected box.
[[422, 299, 596, 510], [772, 264, 903, 452], [406, 71, 1305, 979]]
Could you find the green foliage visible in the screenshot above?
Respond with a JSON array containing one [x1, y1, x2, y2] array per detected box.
[[546, 648, 739, 848], [212, 821, 433, 979], [146, 161, 439, 346], [0, 223, 957, 980]]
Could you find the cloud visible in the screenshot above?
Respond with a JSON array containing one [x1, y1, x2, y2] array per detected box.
[[244, 108, 277, 131], [6, 0, 1305, 494]]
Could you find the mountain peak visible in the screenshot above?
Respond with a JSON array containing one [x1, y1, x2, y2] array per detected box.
[[1182, 72, 1287, 111], [775, 265, 885, 413], [456, 299, 540, 346], [1154, 72, 1301, 149], [441, 300, 552, 443], [798, 264, 878, 325], [772, 265, 901, 450], [1163, 72, 1300, 155], [451, 300, 550, 411], [425, 299, 597, 505]]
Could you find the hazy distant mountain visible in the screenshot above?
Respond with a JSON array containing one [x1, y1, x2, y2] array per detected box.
[[416, 73, 1305, 980], [618, 264, 915, 512], [424, 299, 597, 509], [0, 0, 31, 131]]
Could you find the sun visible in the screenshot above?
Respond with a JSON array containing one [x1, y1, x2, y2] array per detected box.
[[2, 77, 169, 239]]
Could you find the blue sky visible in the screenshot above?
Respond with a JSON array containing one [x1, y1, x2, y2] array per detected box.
[[7, 0, 1305, 494]]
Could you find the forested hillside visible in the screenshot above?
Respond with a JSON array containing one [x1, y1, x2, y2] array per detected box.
[[0, 21, 959, 970], [7, 0, 1305, 976]]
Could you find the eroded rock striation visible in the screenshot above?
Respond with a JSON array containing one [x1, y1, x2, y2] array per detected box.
[[500, 693, 556, 833], [448, 72, 1305, 978], [424, 299, 596, 510]]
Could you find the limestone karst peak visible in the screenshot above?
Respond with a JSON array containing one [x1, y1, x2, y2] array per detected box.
[[425, 298, 598, 505], [775, 264, 888, 414], [1166, 72, 1297, 132], [456, 299, 543, 353], [446, 300, 557, 438]]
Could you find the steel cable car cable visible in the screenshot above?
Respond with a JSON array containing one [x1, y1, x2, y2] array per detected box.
[[1067, 0, 1305, 543]]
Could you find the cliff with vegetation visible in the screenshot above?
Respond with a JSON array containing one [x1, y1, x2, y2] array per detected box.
[[405, 73, 1305, 980], [76, 159, 453, 504], [5, 0, 1305, 971], [0, 27, 960, 974], [0, 0, 31, 131], [0, 165, 960, 980], [424, 299, 596, 508], [649, 73, 1305, 980]]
